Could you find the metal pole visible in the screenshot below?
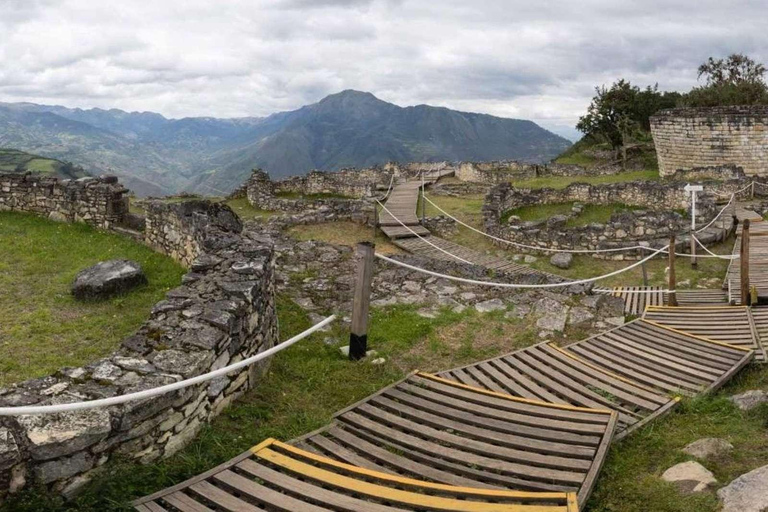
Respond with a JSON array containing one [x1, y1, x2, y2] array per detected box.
[[668, 235, 678, 306], [350, 242, 375, 360], [691, 190, 697, 268]]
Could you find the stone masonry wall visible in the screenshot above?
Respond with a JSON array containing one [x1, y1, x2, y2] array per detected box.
[[0, 200, 278, 501], [651, 106, 768, 177], [483, 181, 736, 259], [0, 173, 129, 229], [455, 161, 619, 185]]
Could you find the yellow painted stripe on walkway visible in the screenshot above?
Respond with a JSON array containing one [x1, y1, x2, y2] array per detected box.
[[255, 446, 572, 512]]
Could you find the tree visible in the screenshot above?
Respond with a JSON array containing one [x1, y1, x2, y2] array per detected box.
[[683, 53, 768, 106]]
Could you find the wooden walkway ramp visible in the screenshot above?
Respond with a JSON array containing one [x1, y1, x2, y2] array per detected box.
[[135, 372, 604, 511], [134, 436, 580, 512], [643, 305, 767, 363], [379, 173, 560, 281], [436, 318, 753, 441], [594, 287, 729, 316], [726, 206, 768, 304]]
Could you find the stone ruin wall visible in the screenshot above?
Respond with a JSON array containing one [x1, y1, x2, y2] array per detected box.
[[483, 181, 738, 259], [0, 194, 279, 501], [651, 106, 768, 178], [242, 169, 376, 225], [0, 173, 129, 229], [454, 161, 618, 185]]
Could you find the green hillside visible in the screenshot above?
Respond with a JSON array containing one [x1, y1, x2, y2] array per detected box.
[[0, 148, 88, 179]]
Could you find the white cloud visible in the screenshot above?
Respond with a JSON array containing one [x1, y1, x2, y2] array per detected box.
[[0, 0, 765, 136]]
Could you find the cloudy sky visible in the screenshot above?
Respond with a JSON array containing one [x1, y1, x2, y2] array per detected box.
[[1, 0, 765, 140]]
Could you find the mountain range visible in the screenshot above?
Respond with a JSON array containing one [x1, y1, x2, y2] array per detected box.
[[0, 90, 571, 196]]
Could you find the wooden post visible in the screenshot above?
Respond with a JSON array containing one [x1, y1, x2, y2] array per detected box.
[[690, 236, 697, 268], [668, 235, 678, 306], [741, 219, 750, 306], [641, 259, 649, 287], [420, 173, 426, 222], [350, 242, 375, 360], [372, 204, 378, 241]]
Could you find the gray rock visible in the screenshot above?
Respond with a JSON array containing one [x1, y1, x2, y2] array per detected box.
[[505, 304, 532, 320], [475, 298, 506, 313], [729, 390, 768, 411], [524, 255, 538, 264], [151, 350, 213, 378], [661, 461, 717, 493], [534, 297, 569, 332], [71, 260, 147, 300], [36, 452, 94, 484], [370, 358, 386, 365], [17, 408, 111, 460], [683, 438, 734, 459], [417, 308, 438, 319], [550, 253, 574, 269], [0, 428, 20, 470], [568, 307, 594, 326], [717, 464, 768, 512]]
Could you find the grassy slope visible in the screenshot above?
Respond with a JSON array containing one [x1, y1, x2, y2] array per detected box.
[[0, 148, 85, 178], [288, 221, 403, 255], [0, 212, 185, 385]]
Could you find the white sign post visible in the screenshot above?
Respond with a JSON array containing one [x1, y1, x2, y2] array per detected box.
[[685, 183, 704, 267]]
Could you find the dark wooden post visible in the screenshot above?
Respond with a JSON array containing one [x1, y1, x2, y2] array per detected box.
[[668, 235, 678, 306], [741, 219, 750, 306], [350, 242, 375, 360], [690, 235, 697, 268]]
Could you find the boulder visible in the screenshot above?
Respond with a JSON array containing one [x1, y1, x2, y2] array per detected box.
[[71, 259, 147, 300], [550, 253, 573, 269], [683, 438, 733, 459], [534, 297, 569, 332], [661, 461, 717, 493], [717, 464, 768, 512], [729, 389, 768, 411]]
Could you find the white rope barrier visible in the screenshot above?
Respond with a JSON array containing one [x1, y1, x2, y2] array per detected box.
[[375, 244, 669, 289], [0, 315, 337, 416], [692, 235, 739, 260], [424, 193, 735, 259], [593, 287, 676, 294], [695, 193, 734, 233], [376, 199, 473, 265]]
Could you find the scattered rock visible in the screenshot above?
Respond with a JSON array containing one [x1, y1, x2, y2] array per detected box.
[[475, 298, 506, 313], [370, 358, 386, 365], [524, 255, 538, 264], [683, 438, 734, 459], [71, 260, 147, 300], [534, 297, 569, 332], [550, 253, 573, 269], [661, 461, 717, 493], [717, 464, 768, 512], [568, 307, 594, 326], [729, 390, 768, 411], [505, 304, 531, 320], [417, 307, 438, 319]]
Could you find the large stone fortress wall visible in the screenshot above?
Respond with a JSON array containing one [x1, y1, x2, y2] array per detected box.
[[651, 106, 768, 177]]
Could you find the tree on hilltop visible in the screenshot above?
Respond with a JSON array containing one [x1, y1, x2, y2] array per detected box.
[[683, 53, 768, 106]]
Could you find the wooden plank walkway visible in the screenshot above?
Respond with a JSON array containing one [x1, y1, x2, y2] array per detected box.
[[290, 372, 614, 509], [594, 287, 729, 316], [437, 319, 753, 441], [725, 205, 768, 304], [643, 306, 766, 363], [134, 436, 580, 512], [380, 174, 562, 281]]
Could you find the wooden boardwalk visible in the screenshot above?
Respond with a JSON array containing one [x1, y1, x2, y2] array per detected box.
[[726, 205, 768, 303], [379, 172, 561, 281], [594, 287, 729, 316], [643, 306, 766, 363], [437, 319, 753, 441]]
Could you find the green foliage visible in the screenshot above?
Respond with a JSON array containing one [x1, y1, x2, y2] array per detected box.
[[683, 53, 768, 107], [0, 148, 88, 179], [577, 81, 680, 150], [0, 212, 185, 385]]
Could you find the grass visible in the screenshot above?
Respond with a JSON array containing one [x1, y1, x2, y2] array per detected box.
[[554, 152, 599, 167], [288, 221, 403, 255], [0, 297, 546, 511], [275, 191, 353, 200], [0, 211, 186, 386], [513, 169, 660, 190], [224, 197, 276, 221], [587, 365, 768, 512]]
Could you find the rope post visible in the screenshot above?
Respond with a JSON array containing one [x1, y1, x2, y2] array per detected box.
[[372, 203, 378, 241], [350, 242, 375, 360], [690, 236, 697, 268], [741, 218, 750, 306], [639, 242, 649, 286], [751, 181, 755, 199], [420, 172, 426, 222], [668, 235, 678, 306]]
